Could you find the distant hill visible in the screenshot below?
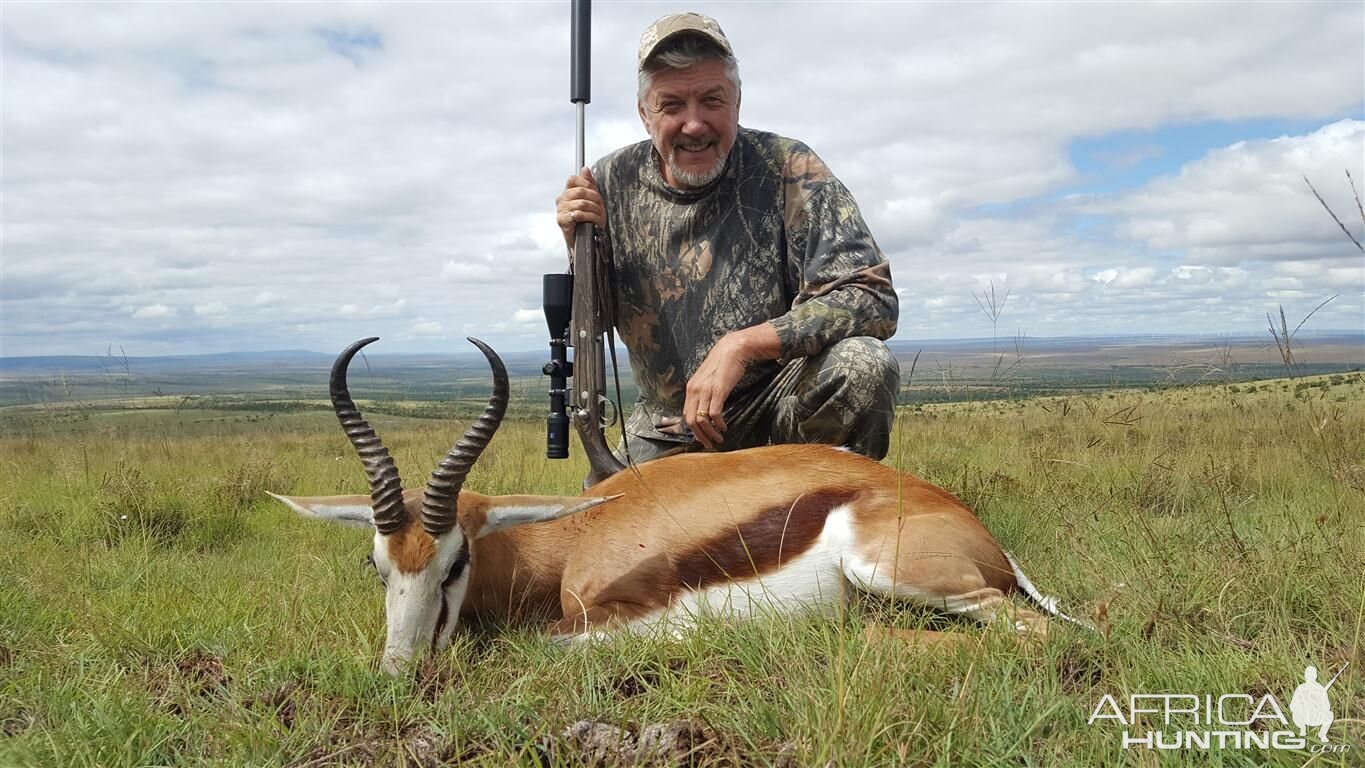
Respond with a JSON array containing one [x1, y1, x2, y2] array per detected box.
[[6, 331, 1360, 373], [0, 348, 562, 377], [1, 332, 1359, 408], [886, 330, 1364, 355], [0, 350, 333, 374]]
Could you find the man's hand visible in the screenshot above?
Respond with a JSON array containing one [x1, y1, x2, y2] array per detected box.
[[657, 324, 783, 450], [555, 166, 605, 251]]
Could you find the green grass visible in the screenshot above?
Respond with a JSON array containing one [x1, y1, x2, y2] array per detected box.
[[1, 375, 1362, 766]]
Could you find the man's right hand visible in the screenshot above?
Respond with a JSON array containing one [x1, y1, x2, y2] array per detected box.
[[555, 166, 605, 251]]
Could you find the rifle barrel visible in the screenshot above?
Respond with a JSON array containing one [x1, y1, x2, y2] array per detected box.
[[576, 103, 586, 172], [570, 0, 591, 105], [571, 0, 590, 171]]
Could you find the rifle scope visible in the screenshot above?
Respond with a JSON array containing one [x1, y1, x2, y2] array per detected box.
[[543, 273, 574, 459]]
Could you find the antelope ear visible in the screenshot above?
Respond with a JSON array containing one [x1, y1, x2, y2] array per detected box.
[[267, 492, 374, 530], [474, 494, 622, 539]]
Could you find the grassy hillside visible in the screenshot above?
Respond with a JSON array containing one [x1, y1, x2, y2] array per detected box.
[[1, 374, 1361, 766]]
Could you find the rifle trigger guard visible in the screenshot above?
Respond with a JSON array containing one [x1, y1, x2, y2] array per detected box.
[[597, 394, 618, 428]]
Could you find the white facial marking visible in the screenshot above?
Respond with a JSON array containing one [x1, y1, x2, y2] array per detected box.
[[374, 530, 470, 675]]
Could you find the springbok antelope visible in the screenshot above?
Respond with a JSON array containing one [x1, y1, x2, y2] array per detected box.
[[270, 337, 1084, 674]]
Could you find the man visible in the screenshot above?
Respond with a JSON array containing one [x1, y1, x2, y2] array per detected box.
[[554, 12, 899, 463]]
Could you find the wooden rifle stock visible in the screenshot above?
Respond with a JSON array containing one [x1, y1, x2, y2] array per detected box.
[[571, 221, 627, 486]]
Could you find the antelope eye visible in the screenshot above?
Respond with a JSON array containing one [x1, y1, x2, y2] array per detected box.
[[442, 541, 470, 589], [366, 553, 387, 585]]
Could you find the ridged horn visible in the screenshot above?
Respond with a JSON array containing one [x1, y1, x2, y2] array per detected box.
[[422, 338, 508, 537], [331, 337, 407, 536]]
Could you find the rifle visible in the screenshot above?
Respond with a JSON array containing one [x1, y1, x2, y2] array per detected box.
[[543, 0, 628, 487]]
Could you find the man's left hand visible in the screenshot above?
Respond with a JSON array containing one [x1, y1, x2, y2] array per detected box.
[[662, 323, 782, 450], [680, 335, 747, 449]]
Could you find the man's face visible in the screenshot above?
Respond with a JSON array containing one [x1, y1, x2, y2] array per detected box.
[[638, 59, 740, 189]]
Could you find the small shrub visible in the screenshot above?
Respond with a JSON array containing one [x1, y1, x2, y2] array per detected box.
[[212, 458, 281, 513], [93, 462, 189, 547], [180, 489, 253, 553], [4, 502, 66, 540]]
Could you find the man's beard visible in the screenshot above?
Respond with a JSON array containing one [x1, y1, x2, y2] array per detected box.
[[661, 137, 726, 188]]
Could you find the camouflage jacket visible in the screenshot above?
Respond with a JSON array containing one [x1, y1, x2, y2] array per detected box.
[[592, 127, 897, 442]]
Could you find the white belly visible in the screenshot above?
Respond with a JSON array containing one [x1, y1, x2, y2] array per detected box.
[[629, 504, 858, 635]]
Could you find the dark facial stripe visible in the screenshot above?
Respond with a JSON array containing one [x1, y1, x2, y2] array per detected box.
[[674, 489, 858, 591], [434, 538, 471, 645]]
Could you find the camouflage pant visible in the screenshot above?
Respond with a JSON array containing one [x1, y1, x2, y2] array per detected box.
[[618, 336, 900, 463]]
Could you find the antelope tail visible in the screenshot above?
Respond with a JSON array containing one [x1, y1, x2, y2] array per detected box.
[[1004, 551, 1096, 631]]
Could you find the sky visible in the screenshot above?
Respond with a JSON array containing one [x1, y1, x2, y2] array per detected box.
[[2, 1, 1363, 358]]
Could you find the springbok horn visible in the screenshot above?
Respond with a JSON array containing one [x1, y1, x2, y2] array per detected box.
[[331, 337, 407, 536], [421, 337, 508, 537]]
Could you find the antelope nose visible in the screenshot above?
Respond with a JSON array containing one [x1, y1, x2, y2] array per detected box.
[[380, 650, 411, 677]]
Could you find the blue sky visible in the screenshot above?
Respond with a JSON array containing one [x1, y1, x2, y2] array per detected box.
[[1068, 117, 1357, 196], [1, 2, 1362, 357]]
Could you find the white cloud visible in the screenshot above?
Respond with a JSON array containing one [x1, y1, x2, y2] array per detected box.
[[440, 259, 496, 283], [0, 3, 1361, 355], [1091, 268, 1158, 289], [512, 308, 543, 325], [131, 304, 177, 319]]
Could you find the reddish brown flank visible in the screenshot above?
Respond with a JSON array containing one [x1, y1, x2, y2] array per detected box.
[[674, 487, 860, 589]]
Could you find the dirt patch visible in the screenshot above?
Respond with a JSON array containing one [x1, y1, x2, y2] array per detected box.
[[291, 735, 383, 767], [1054, 647, 1103, 693], [246, 683, 464, 767], [288, 723, 465, 768], [416, 657, 465, 704], [400, 725, 460, 768], [146, 649, 231, 715], [0, 708, 36, 738], [768, 741, 801, 768], [176, 650, 230, 694], [544, 719, 732, 767], [243, 680, 309, 730], [610, 668, 660, 700], [606, 658, 687, 700]]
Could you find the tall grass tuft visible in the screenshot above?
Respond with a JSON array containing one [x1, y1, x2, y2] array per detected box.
[[93, 462, 191, 547]]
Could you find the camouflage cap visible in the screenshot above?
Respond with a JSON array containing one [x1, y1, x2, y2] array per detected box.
[[637, 12, 733, 70]]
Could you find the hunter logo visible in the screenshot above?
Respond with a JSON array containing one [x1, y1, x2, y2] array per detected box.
[[1089, 663, 1351, 754], [1290, 665, 1336, 743]]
